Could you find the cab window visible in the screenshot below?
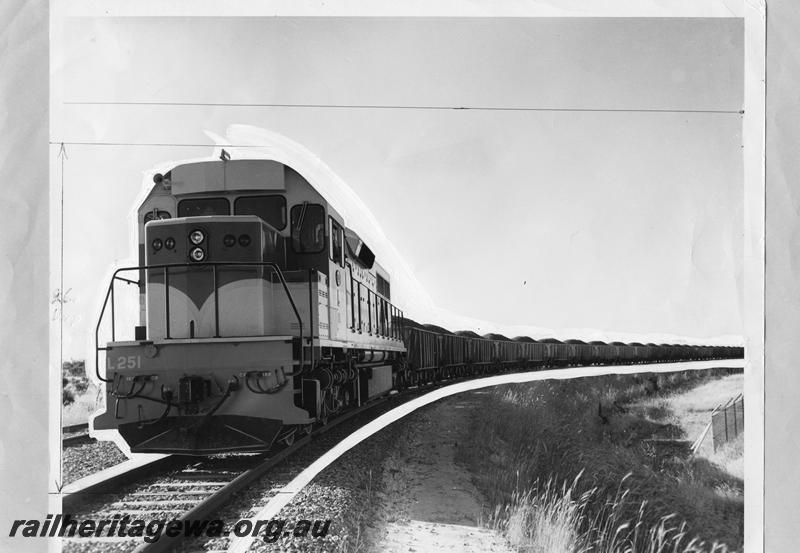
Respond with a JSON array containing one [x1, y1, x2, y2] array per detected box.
[[178, 197, 230, 217], [330, 217, 344, 266], [290, 203, 325, 253], [234, 195, 287, 230]]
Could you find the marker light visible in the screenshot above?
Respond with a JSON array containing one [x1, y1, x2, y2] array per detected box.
[[223, 234, 236, 247], [189, 229, 205, 245], [164, 237, 176, 249], [152, 238, 163, 251], [189, 247, 206, 262], [238, 234, 251, 247]]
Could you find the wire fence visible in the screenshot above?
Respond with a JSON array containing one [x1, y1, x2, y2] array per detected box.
[[690, 393, 744, 455], [711, 394, 744, 452]]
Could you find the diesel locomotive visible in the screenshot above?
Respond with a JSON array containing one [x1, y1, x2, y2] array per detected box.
[[91, 155, 743, 455]]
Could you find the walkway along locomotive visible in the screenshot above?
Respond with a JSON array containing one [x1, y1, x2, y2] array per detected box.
[[91, 156, 743, 455]]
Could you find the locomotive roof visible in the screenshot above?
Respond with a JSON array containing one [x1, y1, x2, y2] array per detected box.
[[167, 159, 288, 195]]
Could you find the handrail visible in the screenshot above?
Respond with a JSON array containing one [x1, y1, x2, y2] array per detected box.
[[357, 282, 363, 333], [307, 268, 314, 375], [95, 261, 305, 383], [367, 288, 372, 335]]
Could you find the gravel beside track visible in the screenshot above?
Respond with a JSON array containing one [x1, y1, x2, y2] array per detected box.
[[63, 440, 129, 485], [238, 415, 407, 553]]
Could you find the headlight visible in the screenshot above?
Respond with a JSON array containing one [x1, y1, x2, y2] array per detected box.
[[152, 238, 163, 251], [189, 229, 205, 245], [189, 247, 205, 262], [164, 237, 175, 249], [223, 234, 236, 247], [238, 234, 251, 247]]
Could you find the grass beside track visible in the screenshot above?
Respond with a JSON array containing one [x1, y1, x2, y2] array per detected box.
[[456, 368, 743, 553]]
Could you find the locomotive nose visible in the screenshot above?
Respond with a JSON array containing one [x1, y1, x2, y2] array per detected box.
[[118, 415, 284, 454]]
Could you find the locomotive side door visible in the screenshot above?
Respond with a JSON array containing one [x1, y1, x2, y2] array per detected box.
[[328, 216, 347, 342]]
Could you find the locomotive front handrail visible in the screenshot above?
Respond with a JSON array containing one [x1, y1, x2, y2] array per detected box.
[[95, 261, 305, 383]]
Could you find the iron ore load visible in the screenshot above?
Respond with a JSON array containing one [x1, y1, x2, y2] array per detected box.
[[92, 157, 743, 455]]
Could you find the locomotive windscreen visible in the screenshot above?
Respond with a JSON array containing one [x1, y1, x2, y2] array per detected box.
[[290, 203, 325, 253], [178, 197, 231, 217], [234, 195, 287, 230]]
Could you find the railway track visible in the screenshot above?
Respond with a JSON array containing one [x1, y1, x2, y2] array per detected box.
[[63, 422, 94, 447], [60, 391, 414, 553]]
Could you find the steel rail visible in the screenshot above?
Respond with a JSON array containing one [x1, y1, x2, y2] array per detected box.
[[62, 422, 89, 434], [62, 422, 93, 446]]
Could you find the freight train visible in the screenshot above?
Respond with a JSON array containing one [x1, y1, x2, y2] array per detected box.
[[91, 155, 743, 455]]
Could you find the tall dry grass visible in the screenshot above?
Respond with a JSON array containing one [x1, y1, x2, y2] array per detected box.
[[457, 369, 742, 553], [491, 474, 732, 553]]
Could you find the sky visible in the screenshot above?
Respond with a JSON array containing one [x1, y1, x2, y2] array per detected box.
[[51, 16, 745, 360]]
